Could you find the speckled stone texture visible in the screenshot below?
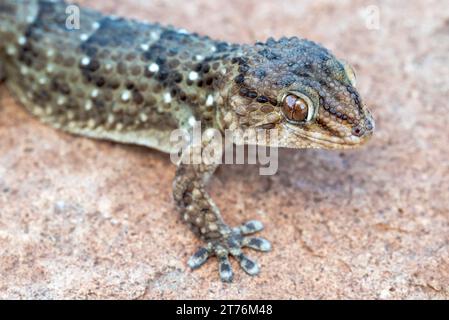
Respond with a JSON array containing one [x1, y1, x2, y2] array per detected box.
[[1, 0, 448, 299]]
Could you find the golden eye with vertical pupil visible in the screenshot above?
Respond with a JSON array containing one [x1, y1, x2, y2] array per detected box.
[[281, 93, 314, 123]]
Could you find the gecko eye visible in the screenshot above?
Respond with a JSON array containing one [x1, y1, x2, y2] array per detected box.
[[281, 93, 315, 123]]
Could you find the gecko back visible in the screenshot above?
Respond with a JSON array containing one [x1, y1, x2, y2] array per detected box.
[[0, 0, 230, 152]]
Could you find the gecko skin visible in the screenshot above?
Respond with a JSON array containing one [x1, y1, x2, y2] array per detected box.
[[0, 0, 374, 282]]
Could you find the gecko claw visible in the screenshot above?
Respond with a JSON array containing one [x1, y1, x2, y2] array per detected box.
[[187, 220, 271, 282]]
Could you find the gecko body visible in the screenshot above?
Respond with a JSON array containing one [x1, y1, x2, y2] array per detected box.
[[0, 0, 374, 282]]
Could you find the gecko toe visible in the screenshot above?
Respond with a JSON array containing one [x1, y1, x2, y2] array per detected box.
[[243, 237, 272, 252], [237, 220, 264, 235], [188, 247, 211, 269], [218, 254, 234, 282], [234, 253, 260, 276]]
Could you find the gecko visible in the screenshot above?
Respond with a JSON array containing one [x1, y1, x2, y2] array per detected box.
[[0, 0, 374, 282]]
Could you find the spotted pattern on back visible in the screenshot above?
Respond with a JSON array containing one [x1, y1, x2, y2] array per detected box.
[[0, 0, 241, 151], [0, 0, 373, 151]]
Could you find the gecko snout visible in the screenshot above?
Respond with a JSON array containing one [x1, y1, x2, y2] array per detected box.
[[351, 108, 375, 143]]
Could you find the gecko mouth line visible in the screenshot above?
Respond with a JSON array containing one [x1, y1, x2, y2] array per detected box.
[[284, 123, 363, 148]]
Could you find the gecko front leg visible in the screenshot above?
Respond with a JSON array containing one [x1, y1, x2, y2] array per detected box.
[[173, 140, 271, 282]]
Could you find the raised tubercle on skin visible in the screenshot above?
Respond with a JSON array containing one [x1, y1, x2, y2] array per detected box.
[[0, 0, 242, 150]]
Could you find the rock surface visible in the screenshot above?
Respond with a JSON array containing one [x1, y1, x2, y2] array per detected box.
[[1, 0, 448, 299]]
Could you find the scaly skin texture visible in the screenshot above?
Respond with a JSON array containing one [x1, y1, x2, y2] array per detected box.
[[0, 0, 374, 282]]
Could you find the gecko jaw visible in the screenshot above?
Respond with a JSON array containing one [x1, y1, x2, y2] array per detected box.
[[283, 122, 370, 149]]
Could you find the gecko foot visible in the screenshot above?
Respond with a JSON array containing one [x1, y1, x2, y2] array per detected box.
[[188, 220, 272, 282]]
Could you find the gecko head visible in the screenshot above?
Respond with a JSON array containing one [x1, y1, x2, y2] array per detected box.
[[225, 37, 374, 149]]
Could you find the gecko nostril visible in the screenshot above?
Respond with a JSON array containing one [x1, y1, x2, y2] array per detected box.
[[352, 126, 364, 137]]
